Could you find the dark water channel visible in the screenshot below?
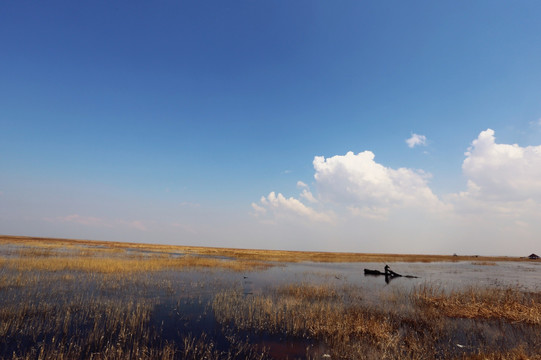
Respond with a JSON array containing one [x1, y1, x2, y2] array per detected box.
[[145, 269, 327, 359]]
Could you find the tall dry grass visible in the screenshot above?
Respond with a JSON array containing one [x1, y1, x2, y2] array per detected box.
[[0, 266, 269, 359], [413, 285, 541, 325], [0, 293, 161, 359], [0, 293, 268, 360], [464, 348, 541, 360], [212, 284, 425, 359], [212, 283, 541, 359], [1, 235, 273, 273], [2, 255, 271, 273]]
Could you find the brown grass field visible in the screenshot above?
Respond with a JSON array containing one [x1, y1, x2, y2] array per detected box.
[[0, 234, 527, 264], [0, 234, 540, 359]]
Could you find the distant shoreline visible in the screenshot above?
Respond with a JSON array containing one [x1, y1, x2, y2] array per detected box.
[[0, 234, 531, 263]]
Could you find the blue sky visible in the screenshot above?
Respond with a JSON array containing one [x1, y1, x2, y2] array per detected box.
[[2, 1, 541, 255]]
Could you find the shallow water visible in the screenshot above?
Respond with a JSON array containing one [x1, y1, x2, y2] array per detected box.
[[242, 260, 541, 302]]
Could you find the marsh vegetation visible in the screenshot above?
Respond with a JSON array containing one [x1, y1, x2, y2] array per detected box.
[[0, 236, 540, 359]]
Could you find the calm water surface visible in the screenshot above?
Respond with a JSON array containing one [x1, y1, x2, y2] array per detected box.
[[241, 260, 541, 302]]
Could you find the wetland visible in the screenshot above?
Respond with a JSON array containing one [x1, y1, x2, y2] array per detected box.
[[0, 235, 540, 359]]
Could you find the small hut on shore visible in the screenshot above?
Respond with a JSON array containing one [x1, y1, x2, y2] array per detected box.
[[528, 253, 540, 260]]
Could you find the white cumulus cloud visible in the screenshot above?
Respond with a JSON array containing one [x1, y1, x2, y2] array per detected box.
[[253, 151, 445, 223], [313, 151, 443, 213], [252, 128, 541, 255], [406, 133, 427, 148], [462, 129, 541, 202]]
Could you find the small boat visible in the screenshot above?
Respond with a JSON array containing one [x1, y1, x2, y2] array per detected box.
[[364, 269, 385, 275]]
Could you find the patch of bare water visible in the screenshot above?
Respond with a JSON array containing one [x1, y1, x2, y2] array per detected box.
[[241, 261, 541, 301]]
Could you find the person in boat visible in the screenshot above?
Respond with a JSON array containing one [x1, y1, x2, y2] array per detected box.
[[384, 265, 400, 277]]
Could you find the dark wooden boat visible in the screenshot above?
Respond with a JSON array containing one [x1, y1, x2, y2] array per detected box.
[[364, 268, 418, 279], [364, 269, 385, 275]]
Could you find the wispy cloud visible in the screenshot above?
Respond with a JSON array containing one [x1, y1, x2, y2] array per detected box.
[[529, 118, 541, 126], [300, 189, 318, 203], [252, 192, 333, 223], [406, 133, 427, 148]]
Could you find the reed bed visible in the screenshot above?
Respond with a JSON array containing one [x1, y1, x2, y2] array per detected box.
[[213, 284, 417, 359], [164, 247, 516, 264], [413, 285, 541, 325], [0, 235, 525, 263], [0, 286, 163, 359], [0, 263, 268, 359], [276, 283, 341, 302], [0, 235, 277, 359], [2, 235, 540, 359], [465, 348, 541, 360], [0, 254, 270, 273], [471, 261, 497, 266], [212, 283, 541, 359], [0, 293, 267, 360]]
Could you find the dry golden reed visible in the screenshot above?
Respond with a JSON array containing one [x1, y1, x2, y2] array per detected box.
[[1, 254, 270, 273], [414, 285, 541, 325], [0, 235, 273, 273], [471, 261, 497, 266], [463, 346, 541, 360], [0, 269, 269, 359], [212, 284, 405, 358], [212, 283, 541, 359], [0, 235, 525, 264], [2, 234, 541, 359]]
